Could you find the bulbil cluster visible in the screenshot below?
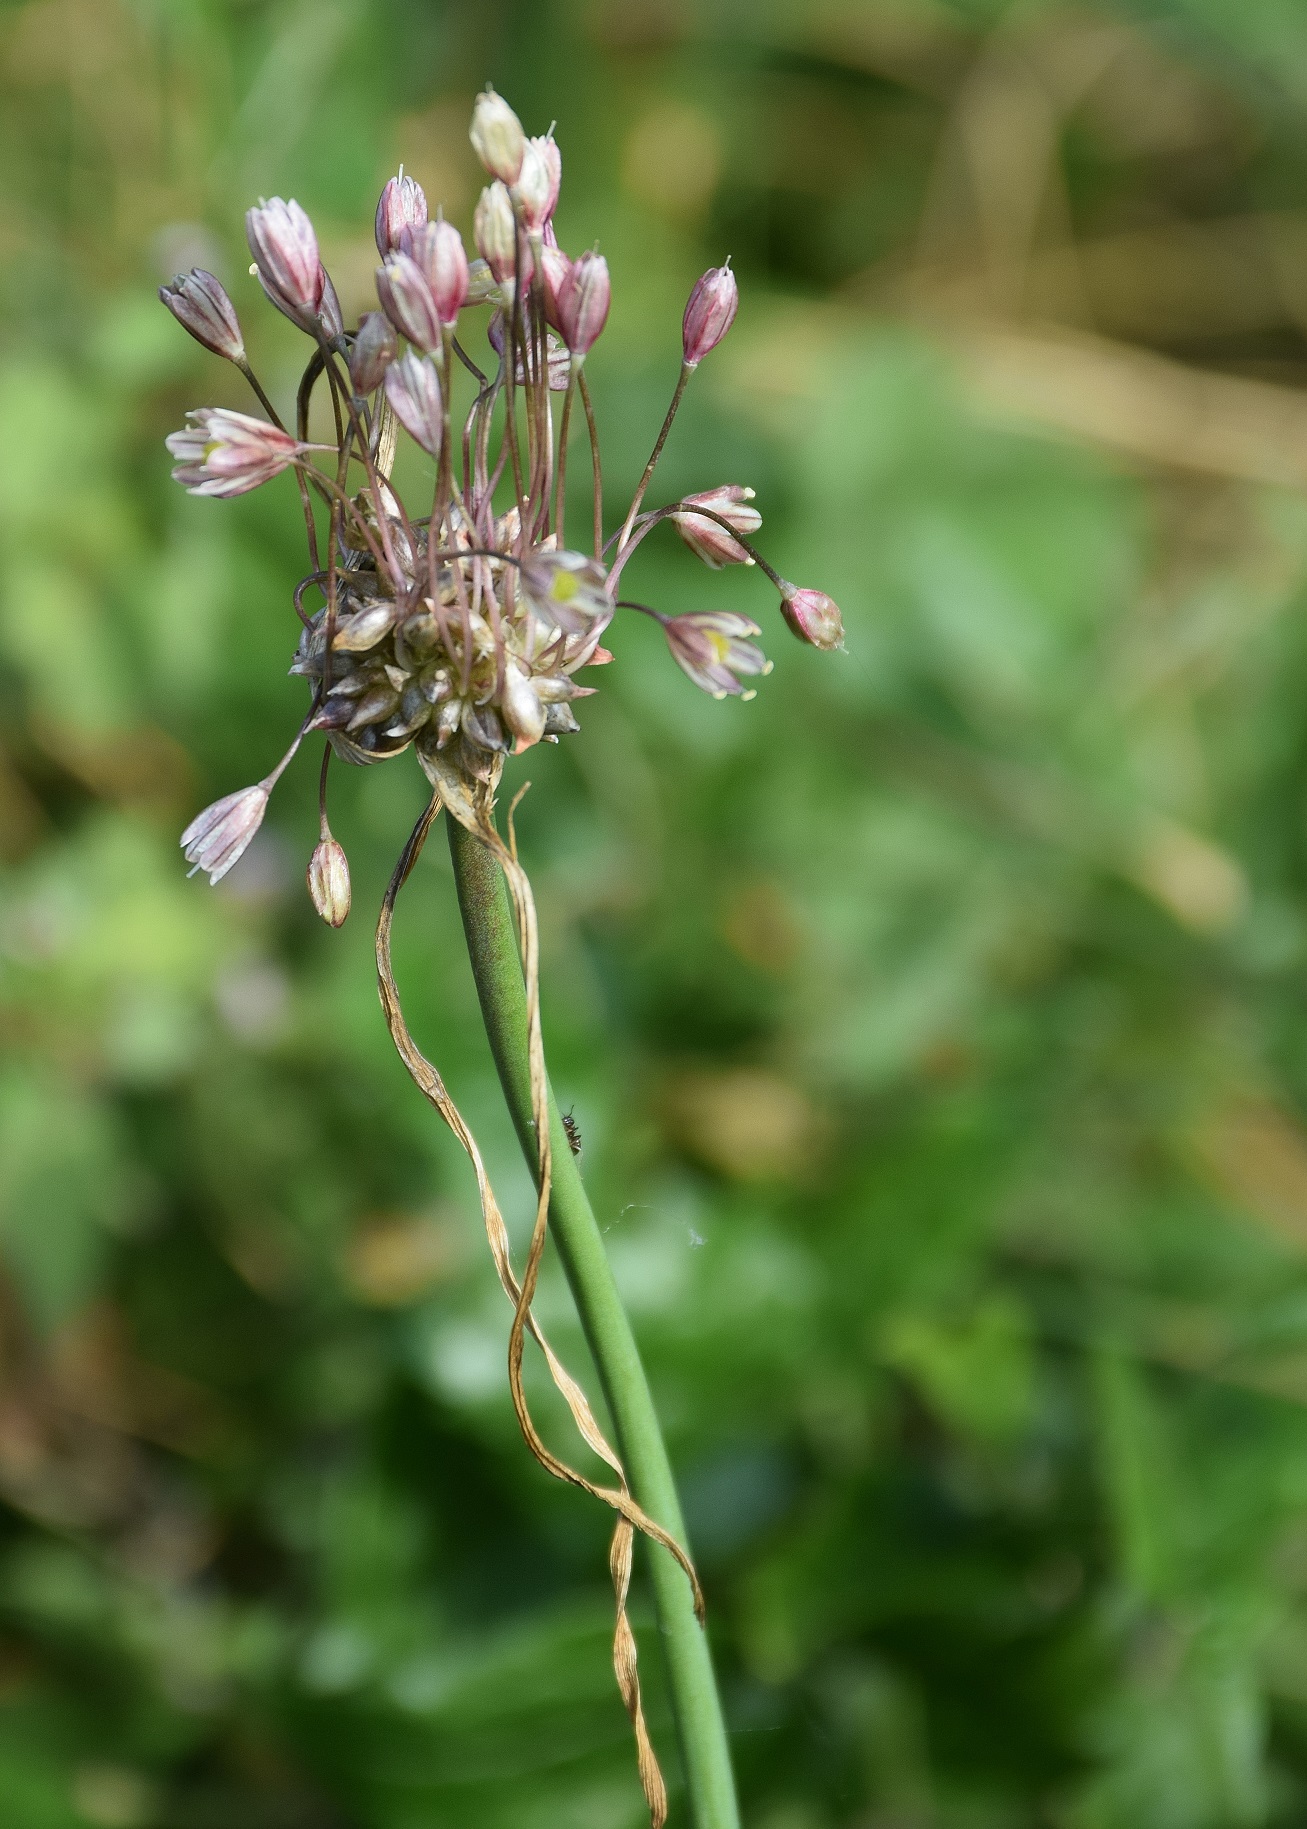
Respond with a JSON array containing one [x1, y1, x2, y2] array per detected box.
[[162, 88, 844, 921]]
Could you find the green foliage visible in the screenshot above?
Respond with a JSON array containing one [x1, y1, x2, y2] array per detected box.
[[5, 0, 1307, 1824]]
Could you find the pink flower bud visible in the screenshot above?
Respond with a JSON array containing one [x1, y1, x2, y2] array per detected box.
[[540, 244, 570, 331], [672, 486, 760, 569], [384, 349, 443, 456], [349, 312, 396, 394], [375, 252, 442, 352], [166, 408, 301, 497], [514, 135, 561, 233], [779, 583, 844, 651], [411, 218, 468, 326], [245, 198, 325, 330], [307, 836, 351, 926], [662, 611, 770, 699], [159, 270, 245, 363], [181, 783, 270, 884], [473, 183, 522, 286], [470, 88, 526, 185], [557, 252, 610, 359], [682, 262, 738, 368], [375, 171, 428, 257]]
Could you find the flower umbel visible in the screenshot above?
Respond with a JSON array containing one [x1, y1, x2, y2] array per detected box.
[[163, 91, 843, 1829]]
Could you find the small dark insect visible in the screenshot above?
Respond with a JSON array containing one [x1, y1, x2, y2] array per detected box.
[[562, 1108, 583, 1158]]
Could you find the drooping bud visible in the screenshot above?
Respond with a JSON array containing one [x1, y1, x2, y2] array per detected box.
[[375, 171, 428, 257], [159, 270, 245, 363], [682, 262, 738, 368], [318, 269, 345, 340], [307, 836, 351, 926], [540, 244, 570, 331], [661, 611, 771, 699], [166, 408, 301, 497], [349, 311, 397, 394], [180, 783, 270, 884], [469, 87, 526, 185], [411, 218, 469, 326], [519, 550, 612, 635], [473, 182, 521, 286], [672, 486, 760, 569], [375, 252, 442, 353], [557, 252, 611, 360], [245, 198, 325, 331], [384, 350, 443, 456], [779, 583, 844, 650], [514, 134, 561, 233]]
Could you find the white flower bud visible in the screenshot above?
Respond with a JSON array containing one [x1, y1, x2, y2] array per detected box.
[[307, 837, 351, 926]]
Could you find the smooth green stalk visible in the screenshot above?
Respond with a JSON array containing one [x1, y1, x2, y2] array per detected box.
[[447, 817, 740, 1829]]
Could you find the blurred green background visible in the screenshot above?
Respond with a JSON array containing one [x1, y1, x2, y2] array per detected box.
[[11, 0, 1307, 1824]]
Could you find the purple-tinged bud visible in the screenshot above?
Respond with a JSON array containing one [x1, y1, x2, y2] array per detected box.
[[473, 182, 523, 286], [520, 550, 612, 636], [682, 262, 738, 368], [384, 350, 443, 456], [412, 218, 469, 326], [514, 135, 561, 233], [181, 783, 270, 884], [673, 486, 761, 569], [557, 252, 610, 360], [375, 252, 442, 353], [166, 408, 301, 497], [159, 270, 245, 363], [245, 198, 324, 330], [349, 312, 396, 394], [307, 836, 351, 926], [662, 610, 771, 700], [469, 87, 526, 185], [375, 171, 428, 257], [540, 244, 570, 331], [779, 583, 844, 651]]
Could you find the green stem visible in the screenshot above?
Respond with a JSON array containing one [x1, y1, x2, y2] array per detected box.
[[447, 817, 740, 1829]]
